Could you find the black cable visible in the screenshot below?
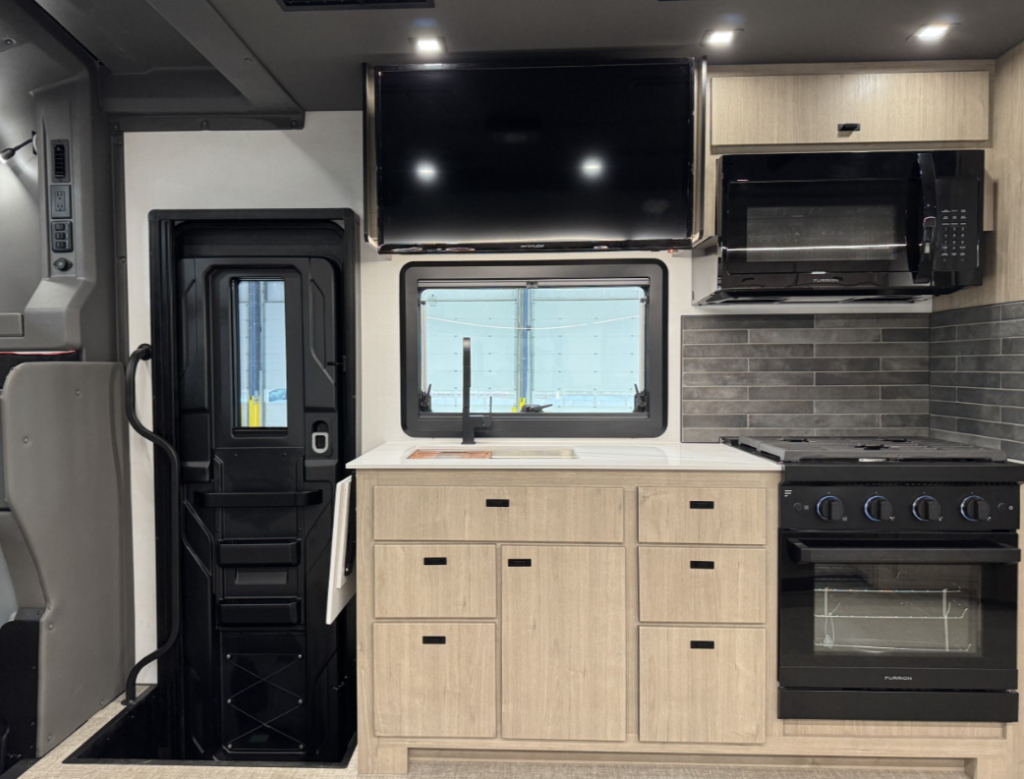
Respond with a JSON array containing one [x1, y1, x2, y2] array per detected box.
[[122, 344, 181, 706]]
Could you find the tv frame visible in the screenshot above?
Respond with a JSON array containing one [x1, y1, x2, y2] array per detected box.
[[363, 58, 706, 253]]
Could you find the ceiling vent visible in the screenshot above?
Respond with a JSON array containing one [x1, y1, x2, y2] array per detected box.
[[278, 0, 434, 9]]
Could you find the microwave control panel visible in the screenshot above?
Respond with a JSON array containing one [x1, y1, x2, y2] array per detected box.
[[935, 178, 981, 273], [780, 483, 1020, 532]]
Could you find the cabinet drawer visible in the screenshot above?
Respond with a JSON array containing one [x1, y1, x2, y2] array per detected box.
[[374, 544, 496, 619], [373, 622, 496, 738], [374, 486, 623, 543], [639, 546, 766, 624], [711, 71, 990, 147], [640, 626, 766, 744], [638, 487, 766, 545]]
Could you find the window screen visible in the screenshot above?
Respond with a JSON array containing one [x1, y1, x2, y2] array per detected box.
[[237, 279, 288, 428]]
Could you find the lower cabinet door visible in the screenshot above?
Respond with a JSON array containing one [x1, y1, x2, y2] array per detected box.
[[640, 626, 767, 745], [373, 622, 496, 738], [502, 545, 627, 742]]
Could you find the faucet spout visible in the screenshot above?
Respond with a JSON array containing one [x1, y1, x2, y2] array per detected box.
[[461, 337, 492, 445]]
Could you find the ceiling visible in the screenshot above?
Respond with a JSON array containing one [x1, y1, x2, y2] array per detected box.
[[26, 0, 1024, 115]]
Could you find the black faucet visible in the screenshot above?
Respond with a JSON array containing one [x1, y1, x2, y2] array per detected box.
[[461, 337, 492, 445]]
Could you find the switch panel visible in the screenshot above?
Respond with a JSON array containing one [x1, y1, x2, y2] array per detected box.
[[50, 185, 71, 219], [51, 221, 73, 253]]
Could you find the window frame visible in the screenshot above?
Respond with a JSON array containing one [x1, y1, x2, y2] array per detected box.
[[400, 260, 668, 439]]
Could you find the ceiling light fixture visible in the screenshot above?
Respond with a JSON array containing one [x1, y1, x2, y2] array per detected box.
[[581, 157, 605, 179], [701, 29, 737, 47], [415, 162, 438, 182], [0, 132, 36, 165], [414, 37, 445, 54], [913, 23, 952, 42]]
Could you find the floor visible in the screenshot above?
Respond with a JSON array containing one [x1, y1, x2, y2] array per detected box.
[[20, 697, 969, 779]]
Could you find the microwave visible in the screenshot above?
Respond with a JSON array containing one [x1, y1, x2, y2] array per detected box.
[[699, 150, 985, 304]]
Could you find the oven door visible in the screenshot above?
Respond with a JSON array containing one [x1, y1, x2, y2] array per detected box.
[[779, 532, 1019, 692], [719, 152, 929, 290]]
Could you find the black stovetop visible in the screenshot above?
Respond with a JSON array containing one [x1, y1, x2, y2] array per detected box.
[[728, 435, 1009, 464]]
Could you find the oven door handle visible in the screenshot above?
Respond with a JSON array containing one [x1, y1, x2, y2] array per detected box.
[[788, 540, 1021, 566]]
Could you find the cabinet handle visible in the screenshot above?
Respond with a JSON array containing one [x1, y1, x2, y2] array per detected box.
[[486, 498, 510, 508], [690, 640, 715, 650], [508, 558, 532, 567], [422, 636, 446, 645], [838, 123, 861, 133], [690, 500, 715, 510], [690, 560, 715, 570], [423, 557, 447, 566]]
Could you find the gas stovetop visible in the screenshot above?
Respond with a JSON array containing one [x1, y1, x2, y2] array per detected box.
[[729, 435, 1009, 464]]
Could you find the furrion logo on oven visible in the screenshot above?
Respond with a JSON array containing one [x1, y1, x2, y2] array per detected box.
[[885, 675, 913, 682]]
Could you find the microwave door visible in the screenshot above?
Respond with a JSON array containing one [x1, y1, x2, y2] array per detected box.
[[721, 179, 918, 284]]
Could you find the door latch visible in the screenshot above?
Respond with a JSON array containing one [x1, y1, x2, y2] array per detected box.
[[312, 431, 330, 454]]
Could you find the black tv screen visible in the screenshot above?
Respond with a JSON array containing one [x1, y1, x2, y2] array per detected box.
[[370, 60, 695, 252]]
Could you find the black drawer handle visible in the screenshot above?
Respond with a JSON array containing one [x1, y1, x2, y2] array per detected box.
[[691, 640, 715, 650], [838, 122, 861, 132], [690, 560, 715, 570], [508, 558, 532, 567], [422, 636, 446, 645], [423, 557, 447, 566], [486, 498, 510, 508], [690, 500, 715, 510]]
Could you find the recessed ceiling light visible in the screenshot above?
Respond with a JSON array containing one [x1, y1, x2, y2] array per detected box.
[[913, 23, 952, 41], [581, 157, 604, 179], [414, 37, 445, 54], [701, 29, 737, 47], [415, 162, 438, 182]]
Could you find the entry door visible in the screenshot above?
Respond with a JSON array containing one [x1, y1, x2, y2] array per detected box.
[[179, 254, 345, 760]]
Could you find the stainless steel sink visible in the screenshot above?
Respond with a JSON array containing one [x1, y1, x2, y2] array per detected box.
[[407, 446, 578, 460]]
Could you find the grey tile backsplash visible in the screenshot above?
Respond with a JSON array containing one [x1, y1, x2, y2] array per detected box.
[[681, 314, 931, 443], [929, 302, 1024, 460]]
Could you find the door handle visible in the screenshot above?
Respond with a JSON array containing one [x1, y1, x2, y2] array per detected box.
[[690, 500, 715, 510], [691, 640, 715, 650], [423, 557, 447, 566], [507, 558, 532, 567], [312, 430, 330, 454], [486, 498, 510, 508], [690, 560, 715, 570], [422, 636, 446, 645]]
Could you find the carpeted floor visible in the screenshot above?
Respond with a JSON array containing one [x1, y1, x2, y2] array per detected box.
[[19, 697, 969, 779]]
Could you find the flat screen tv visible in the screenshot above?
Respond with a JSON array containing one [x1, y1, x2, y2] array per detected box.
[[366, 59, 698, 253]]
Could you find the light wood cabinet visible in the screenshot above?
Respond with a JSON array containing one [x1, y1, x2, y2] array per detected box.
[[501, 545, 627, 742], [374, 485, 623, 543], [639, 486, 766, 545], [374, 544, 496, 619], [373, 622, 497, 738], [639, 626, 767, 745], [639, 546, 767, 624], [711, 70, 990, 147]]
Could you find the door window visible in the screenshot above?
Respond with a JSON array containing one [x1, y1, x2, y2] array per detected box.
[[236, 279, 288, 428]]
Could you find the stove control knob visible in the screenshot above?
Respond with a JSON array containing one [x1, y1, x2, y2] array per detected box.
[[961, 496, 991, 522], [864, 496, 893, 522], [913, 496, 942, 522], [817, 496, 845, 522]]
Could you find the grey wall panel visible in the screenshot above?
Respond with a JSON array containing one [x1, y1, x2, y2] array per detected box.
[[1, 363, 133, 756]]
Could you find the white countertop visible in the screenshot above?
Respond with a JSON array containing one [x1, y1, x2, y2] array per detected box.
[[347, 440, 781, 472]]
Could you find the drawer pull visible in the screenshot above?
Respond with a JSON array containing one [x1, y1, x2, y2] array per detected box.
[[690, 560, 715, 570], [486, 498, 510, 508], [838, 122, 861, 132], [422, 636, 446, 645], [690, 640, 715, 650], [423, 557, 448, 566], [689, 500, 715, 510], [508, 558, 532, 567]]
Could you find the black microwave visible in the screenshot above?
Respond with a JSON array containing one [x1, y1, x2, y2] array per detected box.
[[700, 150, 985, 304]]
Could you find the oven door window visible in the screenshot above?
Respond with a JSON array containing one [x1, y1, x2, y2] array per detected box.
[[722, 179, 920, 273], [814, 563, 981, 658]]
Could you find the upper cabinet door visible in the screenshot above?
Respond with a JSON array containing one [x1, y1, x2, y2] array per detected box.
[[711, 70, 991, 147], [502, 545, 627, 742]]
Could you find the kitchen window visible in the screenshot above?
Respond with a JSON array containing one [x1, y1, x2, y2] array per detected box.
[[401, 261, 667, 438]]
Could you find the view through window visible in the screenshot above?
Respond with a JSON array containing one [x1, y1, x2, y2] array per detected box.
[[237, 279, 288, 428]]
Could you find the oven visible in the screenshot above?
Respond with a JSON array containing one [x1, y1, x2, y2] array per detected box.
[[704, 150, 985, 304], [779, 529, 1019, 722]]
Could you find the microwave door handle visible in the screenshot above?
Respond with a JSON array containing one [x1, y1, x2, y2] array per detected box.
[[915, 152, 939, 283], [788, 540, 1021, 566]]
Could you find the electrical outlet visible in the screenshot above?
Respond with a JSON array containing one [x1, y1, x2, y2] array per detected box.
[[51, 185, 71, 218]]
